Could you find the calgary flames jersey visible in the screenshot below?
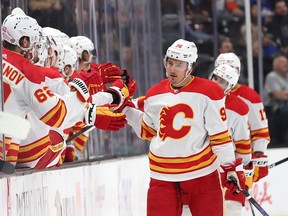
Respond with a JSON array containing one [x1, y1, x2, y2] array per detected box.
[[225, 93, 251, 165], [125, 77, 235, 182], [17, 76, 71, 168], [230, 85, 270, 153], [1, 48, 86, 164]]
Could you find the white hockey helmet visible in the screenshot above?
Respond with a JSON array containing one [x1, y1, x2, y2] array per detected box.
[[58, 31, 71, 47], [55, 45, 78, 78], [164, 39, 198, 71], [1, 12, 42, 51], [42, 27, 71, 46], [43, 28, 66, 66], [70, 36, 95, 61], [211, 64, 239, 94], [11, 7, 26, 16], [215, 52, 241, 75]]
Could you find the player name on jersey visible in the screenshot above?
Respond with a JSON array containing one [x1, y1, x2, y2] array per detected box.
[[2, 62, 25, 86]]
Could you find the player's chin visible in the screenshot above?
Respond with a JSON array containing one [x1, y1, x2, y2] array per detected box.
[[169, 78, 179, 84]]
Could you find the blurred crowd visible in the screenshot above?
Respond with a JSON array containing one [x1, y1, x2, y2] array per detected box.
[[161, 0, 288, 146]]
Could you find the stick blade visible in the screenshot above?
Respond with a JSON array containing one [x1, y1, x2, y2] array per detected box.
[[0, 112, 31, 140]]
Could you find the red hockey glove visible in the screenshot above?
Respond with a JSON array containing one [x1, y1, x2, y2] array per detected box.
[[252, 153, 268, 182], [221, 158, 246, 194], [76, 70, 104, 95], [69, 78, 90, 103], [85, 104, 127, 131], [127, 79, 138, 98], [95, 63, 122, 84], [64, 144, 76, 162]]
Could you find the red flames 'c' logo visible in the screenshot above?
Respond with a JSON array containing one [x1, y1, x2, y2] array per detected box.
[[175, 44, 182, 48], [159, 103, 193, 141]]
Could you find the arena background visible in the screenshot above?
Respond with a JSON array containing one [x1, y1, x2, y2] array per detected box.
[[1, 0, 287, 215]]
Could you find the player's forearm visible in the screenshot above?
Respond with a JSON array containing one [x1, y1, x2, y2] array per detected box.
[[123, 106, 144, 138], [252, 139, 269, 154], [56, 92, 87, 129], [212, 143, 236, 165], [91, 92, 113, 106]]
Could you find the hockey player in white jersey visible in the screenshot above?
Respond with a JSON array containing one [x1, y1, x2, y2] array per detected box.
[[215, 53, 270, 183], [1, 9, 127, 166], [122, 39, 246, 216], [17, 39, 80, 168], [210, 64, 251, 216], [17, 28, 131, 168]]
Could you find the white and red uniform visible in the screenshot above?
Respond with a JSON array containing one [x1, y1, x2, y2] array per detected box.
[[124, 77, 236, 216], [224, 93, 251, 206], [17, 71, 71, 169], [226, 94, 251, 164], [1, 48, 87, 165], [230, 84, 270, 152]]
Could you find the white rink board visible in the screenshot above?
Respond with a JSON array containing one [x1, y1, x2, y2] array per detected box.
[[242, 148, 288, 216], [0, 149, 288, 216], [0, 156, 150, 216]]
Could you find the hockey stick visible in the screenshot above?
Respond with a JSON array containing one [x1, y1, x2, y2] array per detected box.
[[228, 176, 269, 216], [241, 189, 269, 216], [248, 199, 256, 216], [268, 157, 288, 169], [65, 125, 94, 143]]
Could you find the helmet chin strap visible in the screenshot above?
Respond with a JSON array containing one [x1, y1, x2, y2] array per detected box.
[[170, 69, 192, 87]]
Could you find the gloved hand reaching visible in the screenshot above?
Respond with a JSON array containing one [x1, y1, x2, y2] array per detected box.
[[69, 70, 104, 102], [107, 78, 130, 112], [76, 70, 104, 95], [221, 158, 246, 194], [85, 104, 127, 131], [106, 69, 139, 112], [95, 63, 122, 84], [252, 153, 268, 182], [121, 69, 138, 98]]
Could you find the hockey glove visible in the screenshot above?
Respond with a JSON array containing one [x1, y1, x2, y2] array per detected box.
[[221, 158, 246, 194], [69, 78, 90, 103], [64, 144, 76, 162], [107, 79, 130, 112], [121, 69, 138, 98], [252, 153, 268, 182], [85, 104, 127, 131], [244, 161, 254, 189], [95, 63, 122, 84], [76, 70, 104, 95]]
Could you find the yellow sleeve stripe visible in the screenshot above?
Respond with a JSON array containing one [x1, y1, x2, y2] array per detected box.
[[210, 131, 231, 146]]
